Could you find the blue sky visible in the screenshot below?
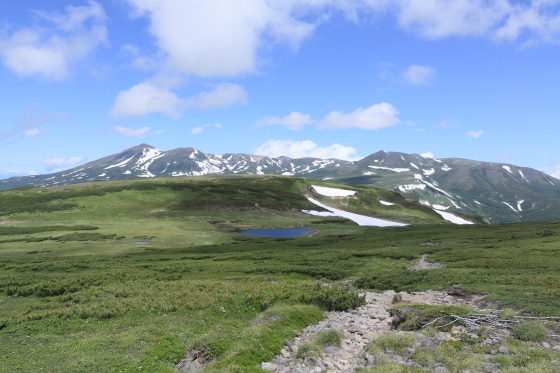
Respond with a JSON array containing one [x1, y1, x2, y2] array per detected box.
[[1, 0, 560, 179]]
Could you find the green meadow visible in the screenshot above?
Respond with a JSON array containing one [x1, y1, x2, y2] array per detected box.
[[1, 175, 560, 372]]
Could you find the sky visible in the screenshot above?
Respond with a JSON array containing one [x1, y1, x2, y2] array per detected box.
[[1, 0, 560, 179]]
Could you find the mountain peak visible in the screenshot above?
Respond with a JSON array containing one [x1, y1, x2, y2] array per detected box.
[[129, 143, 155, 150]]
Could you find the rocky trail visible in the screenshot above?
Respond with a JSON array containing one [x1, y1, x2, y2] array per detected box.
[[258, 289, 560, 373]]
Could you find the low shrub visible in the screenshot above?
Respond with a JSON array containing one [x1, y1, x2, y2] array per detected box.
[[315, 329, 343, 348], [513, 321, 548, 342], [372, 333, 416, 356]]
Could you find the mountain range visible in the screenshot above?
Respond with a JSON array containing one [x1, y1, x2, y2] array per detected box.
[[2, 143, 559, 223]]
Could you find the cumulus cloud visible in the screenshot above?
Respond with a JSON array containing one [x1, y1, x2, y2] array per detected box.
[[121, 0, 560, 84], [421, 152, 435, 158], [402, 65, 437, 85], [123, 0, 322, 77], [110, 82, 185, 118], [110, 82, 246, 118], [320, 103, 400, 130], [41, 156, 86, 171], [109, 126, 151, 137], [540, 164, 560, 180], [185, 83, 248, 109], [255, 139, 361, 161], [466, 130, 484, 138], [0, 1, 108, 80], [256, 112, 315, 130]]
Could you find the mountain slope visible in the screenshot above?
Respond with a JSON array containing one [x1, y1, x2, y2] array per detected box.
[[1, 144, 559, 223]]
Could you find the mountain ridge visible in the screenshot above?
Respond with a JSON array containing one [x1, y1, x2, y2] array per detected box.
[[2, 144, 559, 223]]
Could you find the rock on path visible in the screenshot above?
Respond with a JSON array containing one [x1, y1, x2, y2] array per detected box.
[[260, 290, 484, 373]]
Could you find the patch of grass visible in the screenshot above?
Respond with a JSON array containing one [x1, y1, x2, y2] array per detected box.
[[513, 320, 548, 342], [371, 333, 416, 356], [315, 329, 343, 347], [500, 308, 517, 320]]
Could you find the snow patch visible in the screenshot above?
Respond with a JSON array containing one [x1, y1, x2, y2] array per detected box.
[[502, 165, 512, 174], [502, 202, 518, 213], [379, 201, 395, 206], [124, 170, 131, 175], [304, 197, 407, 227], [312, 185, 356, 197], [104, 156, 134, 170], [423, 168, 435, 176], [362, 171, 376, 176], [433, 210, 473, 225], [98, 173, 106, 177], [518, 170, 528, 182], [441, 165, 451, 171], [398, 184, 426, 192], [517, 199, 524, 211], [368, 166, 410, 173], [414, 174, 454, 198], [410, 162, 419, 170], [433, 204, 450, 210]]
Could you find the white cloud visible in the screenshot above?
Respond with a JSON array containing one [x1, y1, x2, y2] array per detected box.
[[421, 152, 434, 158], [123, 0, 322, 77], [41, 156, 86, 171], [28, 170, 38, 176], [320, 103, 400, 130], [22, 128, 47, 137], [186, 83, 248, 109], [402, 65, 437, 85], [466, 130, 484, 138], [191, 127, 203, 134], [110, 82, 246, 118], [109, 126, 151, 137], [0, 1, 107, 80], [121, 1, 560, 84], [255, 139, 361, 161], [256, 112, 315, 130], [540, 164, 560, 180], [110, 82, 185, 118]]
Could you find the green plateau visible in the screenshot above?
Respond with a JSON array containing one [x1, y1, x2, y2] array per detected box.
[[1, 175, 559, 372]]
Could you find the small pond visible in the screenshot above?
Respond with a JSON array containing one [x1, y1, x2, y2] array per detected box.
[[239, 228, 313, 238]]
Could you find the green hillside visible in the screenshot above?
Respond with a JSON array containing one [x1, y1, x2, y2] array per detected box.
[[1, 176, 559, 372]]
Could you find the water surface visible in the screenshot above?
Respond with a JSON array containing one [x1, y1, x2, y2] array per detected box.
[[240, 228, 313, 238]]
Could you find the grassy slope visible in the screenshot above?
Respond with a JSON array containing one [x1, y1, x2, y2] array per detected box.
[[1, 175, 560, 372]]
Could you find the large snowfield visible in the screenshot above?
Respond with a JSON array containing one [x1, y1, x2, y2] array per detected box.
[[303, 197, 407, 227], [312, 185, 357, 197]]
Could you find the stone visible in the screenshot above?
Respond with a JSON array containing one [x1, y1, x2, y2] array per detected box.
[[410, 332, 438, 351], [434, 367, 449, 373], [542, 341, 551, 349], [452, 326, 467, 334], [479, 362, 500, 373], [553, 345, 560, 352], [498, 346, 511, 355], [261, 362, 277, 371], [304, 357, 324, 369]]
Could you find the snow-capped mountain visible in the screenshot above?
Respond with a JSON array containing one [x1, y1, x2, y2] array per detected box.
[[2, 144, 559, 223]]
